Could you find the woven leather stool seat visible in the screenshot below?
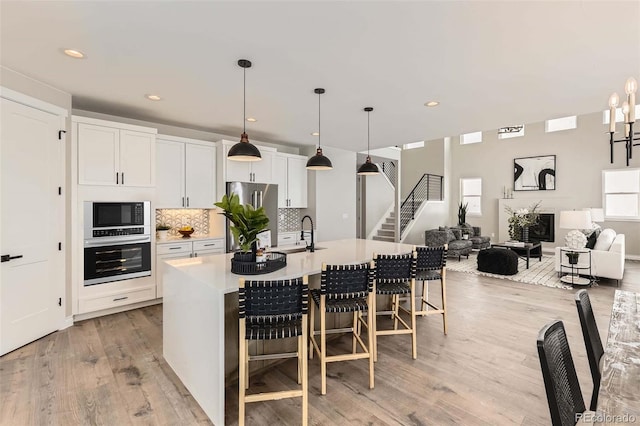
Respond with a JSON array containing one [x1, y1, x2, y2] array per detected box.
[[376, 282, 412, 295], [310, 289, 368, 313], [246, 316, 304, 340], [477, 248, 518, 275]]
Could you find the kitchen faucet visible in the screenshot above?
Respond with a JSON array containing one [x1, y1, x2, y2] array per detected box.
[[301, 215, 315, 252]]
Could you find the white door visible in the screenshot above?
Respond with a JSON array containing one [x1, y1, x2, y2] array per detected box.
[[272, 154, 288, 207], [1, 98, 64, 355], [224, 144, 252, 183], [119, 129, 155, 187], [250, 150, 274, 183], [77, 123, 119, 185], [185, 143, 216, 208], [156, 138, 185, 207]]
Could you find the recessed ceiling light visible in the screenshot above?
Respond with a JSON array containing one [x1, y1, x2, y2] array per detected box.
[[63, 49, 85, 59], [311, 132, 320, 136], [145, 94, 162, 101], [424, 101, 440, 107], [246, 117, 257, 122]]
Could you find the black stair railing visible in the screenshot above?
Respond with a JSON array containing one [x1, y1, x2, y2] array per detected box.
[[380, 161, 396, 188], [399, 173, 444, 235]]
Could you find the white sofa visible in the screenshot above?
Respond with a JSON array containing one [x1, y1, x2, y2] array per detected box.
[[554, 231, 625, 283]]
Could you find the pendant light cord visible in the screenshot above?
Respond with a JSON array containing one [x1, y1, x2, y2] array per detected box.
[[243, 66, 246, 133], [318, 91, 321, 149], [367, 110, 370, 155]]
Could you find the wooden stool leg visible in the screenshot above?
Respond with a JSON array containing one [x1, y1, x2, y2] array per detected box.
[[297, 333, 302, 385], [309, 300, 315, 360], [368, 292, 375, 389], [441, 274, 448, 335], [245, 342, 250, 389], [320, 296, 327, 395], [352, 311, 358, 354], [239, 320, 246, 426], [372, 290, 378, 362], [393, 295, 400, 330], [301, 315, 309, 426], [410, 279, 417, 359]]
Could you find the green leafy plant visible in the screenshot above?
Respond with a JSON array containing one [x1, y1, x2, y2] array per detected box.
[[505, 201, 541, 241], [457, 202, 468, 226], [156, 223, 171, 231], [214, 193, 269, 253]]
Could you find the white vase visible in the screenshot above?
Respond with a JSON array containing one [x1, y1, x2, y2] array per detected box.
[[157, 230, 169, 240]]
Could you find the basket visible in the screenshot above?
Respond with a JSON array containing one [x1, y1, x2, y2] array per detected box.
[[231, 252, 287, 275]]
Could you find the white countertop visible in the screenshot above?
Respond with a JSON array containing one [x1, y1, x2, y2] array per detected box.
[[164, 238, 416, 294], [157, 234, 224, 244]]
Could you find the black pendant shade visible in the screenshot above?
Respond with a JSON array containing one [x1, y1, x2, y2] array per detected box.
[[228, 59, 262, 162], [306, 88, 333, 170], [357, 107, 380, 175]]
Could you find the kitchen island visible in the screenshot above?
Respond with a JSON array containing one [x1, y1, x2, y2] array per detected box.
[[162, 238, 415, 425]]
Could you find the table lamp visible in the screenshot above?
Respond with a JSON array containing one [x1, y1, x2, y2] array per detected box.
[[582, 207, 604, 233], [559, 210, 593, 249]]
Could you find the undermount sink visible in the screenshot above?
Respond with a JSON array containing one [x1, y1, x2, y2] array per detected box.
[[277, 246, 326, 254]]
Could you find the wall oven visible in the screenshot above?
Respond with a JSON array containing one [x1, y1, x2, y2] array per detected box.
[[84, 201, 151, 286]]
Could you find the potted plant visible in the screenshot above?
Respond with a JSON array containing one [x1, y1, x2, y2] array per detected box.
[[214, 192, 269, 261], [505, 201, 541, 242], [156, 223, 171, 240], [458, 202, 468, 226]]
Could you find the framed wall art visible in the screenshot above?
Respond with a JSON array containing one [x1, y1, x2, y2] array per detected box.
[[514, 155, 556, 191]]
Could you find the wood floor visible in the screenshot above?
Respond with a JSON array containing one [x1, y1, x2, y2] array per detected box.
[[2, 261, 639, 425]]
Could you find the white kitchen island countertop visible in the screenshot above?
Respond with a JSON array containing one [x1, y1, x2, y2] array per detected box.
[[162, 238, 416, 425]]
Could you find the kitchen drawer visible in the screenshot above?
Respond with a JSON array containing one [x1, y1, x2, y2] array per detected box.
[[157, 242, 192, 255], [193, 239, 224, 252], [78, 286, 156, 314], [278, 232, 299, 246], [193, 248, 225, 257]]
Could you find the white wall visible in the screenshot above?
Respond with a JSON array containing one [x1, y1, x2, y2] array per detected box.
[[401, 139, 445, 199], [303, 146, 357, 242], [365, 173, 394, 237], [448, 111, 640, 257]]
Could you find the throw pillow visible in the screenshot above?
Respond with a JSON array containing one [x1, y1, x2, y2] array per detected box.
[[593, 228, 616, 251], [585, 232, 597, 249], [450, 228, 462, 240]]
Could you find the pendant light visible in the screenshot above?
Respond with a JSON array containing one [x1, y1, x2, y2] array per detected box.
[[357, 107, 380, 175], [228, 59, 262, 161], [306, 88, 333, 170]]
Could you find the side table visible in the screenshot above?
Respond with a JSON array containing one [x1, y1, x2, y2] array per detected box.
[[559, 247, 592, 286]]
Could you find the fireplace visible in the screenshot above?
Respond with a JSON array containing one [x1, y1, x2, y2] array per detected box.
[[530, 213, 555, 242]]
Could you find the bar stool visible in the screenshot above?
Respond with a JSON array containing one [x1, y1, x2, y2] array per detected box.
[[309, 262, 375, 395], [415, 245, 448, 334], [574, 289, 604, 411], [238, 276, 309, 426], [372, 251, 418, 361]]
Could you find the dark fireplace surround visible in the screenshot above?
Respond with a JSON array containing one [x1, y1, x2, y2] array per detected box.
[[529, 213, 555, 243]]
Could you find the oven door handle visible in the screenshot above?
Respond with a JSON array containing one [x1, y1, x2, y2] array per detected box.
[[84, 236, 151, 248]]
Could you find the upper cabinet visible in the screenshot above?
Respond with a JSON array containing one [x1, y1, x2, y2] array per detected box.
[[75, 116, 156, 187], [156, 135, 216, 209], [219, 140, 275, 184], [273, 153, 308, 208]]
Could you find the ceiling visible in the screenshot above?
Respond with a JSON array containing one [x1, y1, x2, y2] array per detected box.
[[1, 1, 639, 152]]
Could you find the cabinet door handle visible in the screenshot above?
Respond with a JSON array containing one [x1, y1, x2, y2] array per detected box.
[[182, 197, 185, 207], [194, 252, 198, 257], [168, 247, 182, 250], [186, 197, 189, 207], [202, 243, 217, 247], [113, 296, 128, 302], [1, 254, 23, 263], [121, 172, 125, 185], [116, 172, 119, 184]]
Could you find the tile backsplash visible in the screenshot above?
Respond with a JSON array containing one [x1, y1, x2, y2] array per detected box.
[[156, 209, 210, 236], [278, 208, 301, 232]]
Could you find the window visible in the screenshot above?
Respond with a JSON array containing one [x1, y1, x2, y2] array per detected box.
[[461, 178, 482, 215], [460, 131, 482, 145], [603, 169, 640, 219], [498, 125, 525, 139], [603, 105, 640, 124], [545, 116, 577, 132], [402, 140, 424, 150]]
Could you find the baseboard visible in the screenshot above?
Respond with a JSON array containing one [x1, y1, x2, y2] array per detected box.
[[73, 298, 163, 322], [59, 316, 74, 330], [626, 254, 640, 261]]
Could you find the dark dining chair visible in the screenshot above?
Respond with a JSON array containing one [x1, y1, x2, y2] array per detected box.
[[574, 289, 604, 411], [414, 245, 448, 334], [537, 320, 588, 426]]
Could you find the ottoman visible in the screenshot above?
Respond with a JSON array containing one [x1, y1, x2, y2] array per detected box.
[[477, 248, 519, 275], [448, 239, 473, 261]]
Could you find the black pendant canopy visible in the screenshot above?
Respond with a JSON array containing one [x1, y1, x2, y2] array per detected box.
[[228, 59, 262, 162], [306, 88, 333, 170], [357, 107, 380, 175]]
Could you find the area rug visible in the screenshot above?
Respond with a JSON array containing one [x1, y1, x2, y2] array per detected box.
[[446, 253, 573, 290]]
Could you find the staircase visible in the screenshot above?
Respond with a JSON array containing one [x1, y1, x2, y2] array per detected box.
[[373, 211, 396, 242], [399, 173, 444, 238]]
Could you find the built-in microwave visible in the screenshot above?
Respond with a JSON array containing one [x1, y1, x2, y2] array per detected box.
[[84, 201, 151, 240]]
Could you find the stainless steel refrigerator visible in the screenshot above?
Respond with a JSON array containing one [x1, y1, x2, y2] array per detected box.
[[225, 182, 278, 253]]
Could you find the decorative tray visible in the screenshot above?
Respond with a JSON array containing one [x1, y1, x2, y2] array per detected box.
[[231, 252, 287, 275]]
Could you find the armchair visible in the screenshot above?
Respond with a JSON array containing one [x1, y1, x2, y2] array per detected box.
[[425, 227, 472, 261], [454, 224, 491, 250]]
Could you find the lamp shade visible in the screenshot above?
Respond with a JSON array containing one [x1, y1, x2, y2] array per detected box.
[[306, 147, 333, 170], [228, 133, 262, 161], [357, 156, 379, 175], [583, 208, 604, 223], [559, 210, 592, 229]]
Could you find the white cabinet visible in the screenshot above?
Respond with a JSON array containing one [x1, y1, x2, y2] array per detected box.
[[220, 140, 275, 183], [156, 238, 224, 297], [75, 117, 156, 187], [273, 153, 308, 208], [156, 135, 216, 208], [278, 231, 301, 247]]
